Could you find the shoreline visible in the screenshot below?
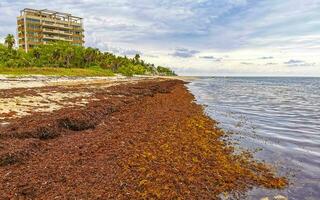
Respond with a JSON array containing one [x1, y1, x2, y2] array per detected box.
[[0, 78, 287, 199]]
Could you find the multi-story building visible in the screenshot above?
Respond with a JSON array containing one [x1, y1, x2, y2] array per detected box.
[[17, 8, 84, 52]]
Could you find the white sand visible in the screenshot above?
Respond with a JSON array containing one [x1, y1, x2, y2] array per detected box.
[[0, 92, 93, 121], [0, 75, 130, 90]]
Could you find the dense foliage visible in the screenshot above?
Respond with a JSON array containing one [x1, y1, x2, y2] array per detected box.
[[0, 38, 176, 76]]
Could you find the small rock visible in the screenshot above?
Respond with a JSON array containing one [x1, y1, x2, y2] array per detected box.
[[274, 195, 288, 200], [260, 197, 269, 200]]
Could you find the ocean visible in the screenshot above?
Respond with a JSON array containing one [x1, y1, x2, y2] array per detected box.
[[187, 77, 320, 200]]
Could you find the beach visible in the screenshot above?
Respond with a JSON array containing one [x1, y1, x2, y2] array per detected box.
[[0, 76, 287, 199]]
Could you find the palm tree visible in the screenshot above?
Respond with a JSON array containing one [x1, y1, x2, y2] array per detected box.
[[65, 47, 75, 67], [134, 54, 140, 64], [5, 34, 15, 49]]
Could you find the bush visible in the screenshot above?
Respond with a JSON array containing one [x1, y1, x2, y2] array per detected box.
[[118, 65, 134, 77], [157, 66, 176, 76]]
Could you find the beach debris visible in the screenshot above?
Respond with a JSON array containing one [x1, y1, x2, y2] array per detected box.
[[274, 195, 288, 200]]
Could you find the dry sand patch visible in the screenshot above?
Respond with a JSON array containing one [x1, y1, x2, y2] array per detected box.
[[0, 91, 93, 121]]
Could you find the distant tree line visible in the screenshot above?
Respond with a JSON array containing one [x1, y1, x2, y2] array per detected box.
[[0, 34, 176, 76]]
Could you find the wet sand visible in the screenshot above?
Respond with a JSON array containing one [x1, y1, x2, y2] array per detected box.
[[0, 77, 287, 199]]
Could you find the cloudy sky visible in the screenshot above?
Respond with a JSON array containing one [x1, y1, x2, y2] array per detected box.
[[1, 0, 320, 76]]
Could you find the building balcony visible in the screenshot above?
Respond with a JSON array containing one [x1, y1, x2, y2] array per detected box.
[[26, 22, 41, 26], [43, 28, 72, 36], [42, 22, 73, 30], [25, 28, 42, 32], [26, 35, 43, 38], [43, 35, 73, 42]]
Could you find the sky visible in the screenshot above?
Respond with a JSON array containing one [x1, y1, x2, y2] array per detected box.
[[1, 0, 320, 76]]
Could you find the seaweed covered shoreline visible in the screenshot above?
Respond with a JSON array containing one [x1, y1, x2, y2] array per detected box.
[[0, 79, 287, 199]]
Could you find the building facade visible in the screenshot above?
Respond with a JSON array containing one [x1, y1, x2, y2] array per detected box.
[[17, 8, 84, 52]]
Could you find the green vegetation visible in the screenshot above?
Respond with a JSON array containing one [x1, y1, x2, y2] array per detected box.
[[156, 66, 176, 76], [0, 34, 176, 77], [0, 66, 114, 77]]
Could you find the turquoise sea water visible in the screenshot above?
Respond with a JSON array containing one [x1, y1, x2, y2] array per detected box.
[[187, 77, 320, 200]]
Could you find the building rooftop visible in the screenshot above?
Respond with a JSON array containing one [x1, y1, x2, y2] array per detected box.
[[20, 8, 83, 22]]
